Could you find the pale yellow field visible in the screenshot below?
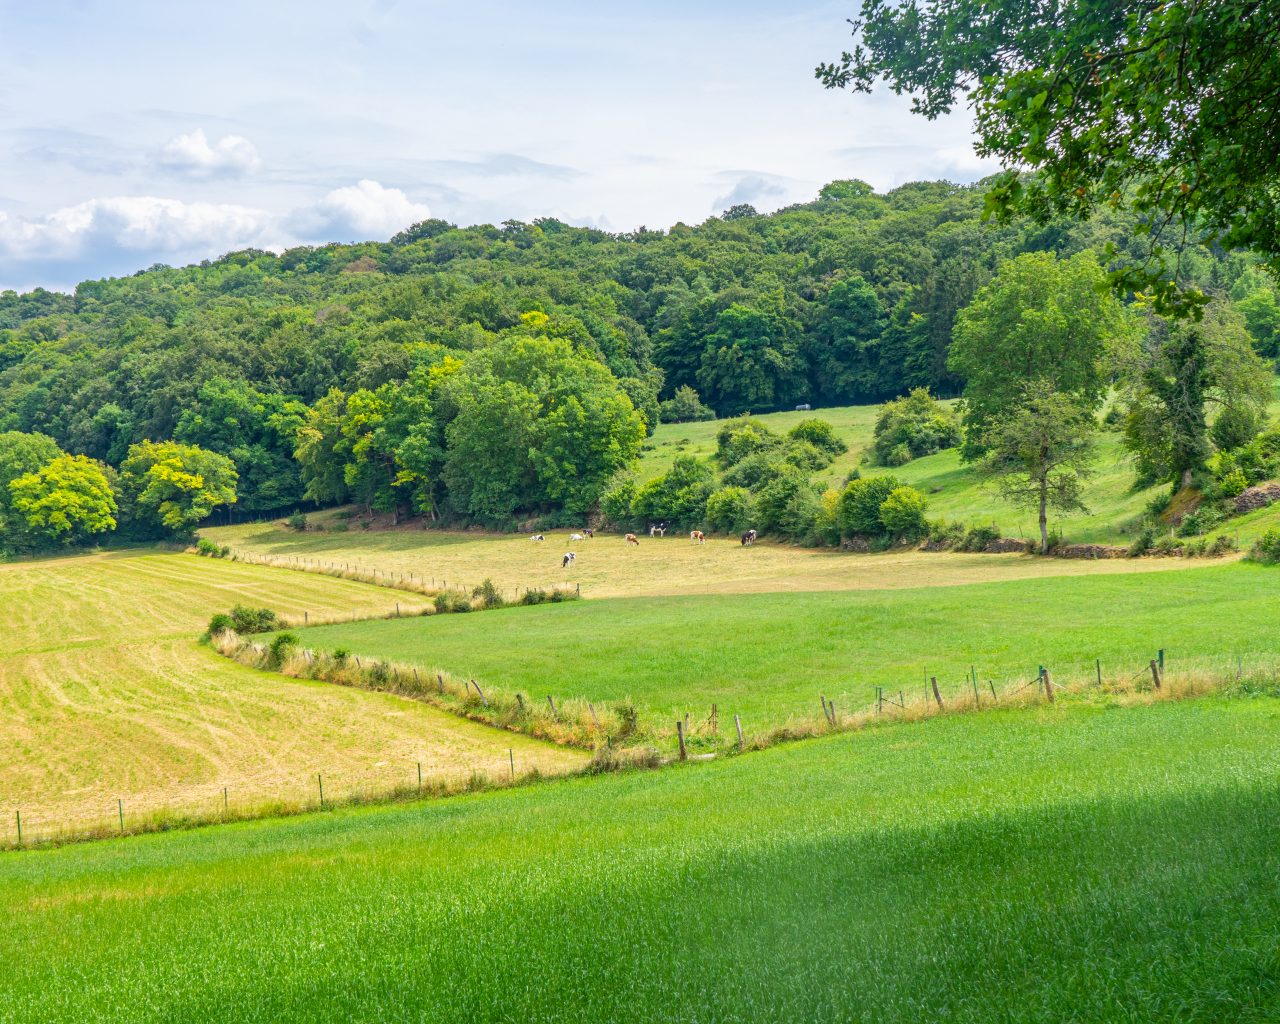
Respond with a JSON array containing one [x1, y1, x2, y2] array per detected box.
[[0, 552, 585, 839], [204, 521, 1213, 601]]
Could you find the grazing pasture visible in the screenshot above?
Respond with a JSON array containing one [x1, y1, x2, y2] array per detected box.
[[3, 696, 1278, 1023], [203, 520, 1199, 602], [0, 552, 584, 836], [279, 561, 1280, 735]]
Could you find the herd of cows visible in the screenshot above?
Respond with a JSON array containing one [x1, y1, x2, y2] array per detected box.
[[531, 524, 758, 569]]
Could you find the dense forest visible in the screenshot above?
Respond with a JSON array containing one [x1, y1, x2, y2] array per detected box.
[[1, 177, 1277, 548]]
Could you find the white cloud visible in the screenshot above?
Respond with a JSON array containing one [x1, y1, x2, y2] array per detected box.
[[291, 179, 430, 241], [157, 129, 262, 178], [0, 195, 274, 286]]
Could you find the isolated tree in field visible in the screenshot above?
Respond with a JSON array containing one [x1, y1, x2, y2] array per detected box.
[[1121, 303, 1272, 489], [121, 440, 238, 534], [8, 454, 117, 547], [948, 251, 1136, 458], [980, 383, 1096, 555], [820, 0, 1280, 314]]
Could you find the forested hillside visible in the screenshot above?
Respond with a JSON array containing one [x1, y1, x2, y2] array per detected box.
[[0, 177, 1277, 537]]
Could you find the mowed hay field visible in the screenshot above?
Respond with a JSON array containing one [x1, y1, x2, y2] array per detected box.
[[278, 560, 1280, 737], [0, 552, 584, 838], [3, 697, 1279, 1023], [204, 520, 1204, 601]]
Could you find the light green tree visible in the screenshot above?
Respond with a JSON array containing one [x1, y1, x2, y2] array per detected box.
[[121, 440, 238, 533], [9, 454, 117, 546]]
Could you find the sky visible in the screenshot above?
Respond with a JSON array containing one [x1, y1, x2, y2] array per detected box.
[[0, 0, 998, 292]]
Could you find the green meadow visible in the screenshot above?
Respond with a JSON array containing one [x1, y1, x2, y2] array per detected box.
[[279, 561, 1279, 734], [3, 695, 1278, 1023]]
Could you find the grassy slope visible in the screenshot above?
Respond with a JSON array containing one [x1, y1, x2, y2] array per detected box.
[[0, 552, 583, 835], [203, 521, 1200, 601], [3, 695, 1278, 1023], [280, 561, 1277, 735], [640, 397, 1280, 545]]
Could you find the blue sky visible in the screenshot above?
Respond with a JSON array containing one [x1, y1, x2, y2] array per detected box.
[[0, 0, 996, 292]]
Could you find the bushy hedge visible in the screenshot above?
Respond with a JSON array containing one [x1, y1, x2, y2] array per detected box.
[[871, 388, 960, 466]]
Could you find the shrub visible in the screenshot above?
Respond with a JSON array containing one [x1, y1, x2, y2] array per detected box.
[[812, 488, 843, 546], [787, 419, 846, 458], [1128, 525, 1156, 558], [196, 539, 220, 557], [207, 612, 235, 636], [1152, 534, 1182, 556], [715, 418, 782, 467], [957, 525, 1001, 552], [1249, 527, 1280, 564], [878, 486, 929, 540], [630, 456, 714, 527], [705, 486, 753, 533], [434, 590, 473, 614], [754, 470, 820, 537], [658, 385, 715, 423], [599, 478, 637, 527], [229, 605, 279, 634], [1211, 406, 1263, 452], [287, 511, 308, 532], [836, 475, 899, 537], [871, 388, 960, 466], [1218, 469, 1249, 498], [267, 632, 299, 669], [519, 587, 550, 605], [333, 647, 351, 664], [1210, 533, 1238, 556], [471, 578, 504, 609]]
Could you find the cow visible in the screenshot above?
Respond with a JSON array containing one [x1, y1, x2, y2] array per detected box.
[[562, 552, 576, 568], [740, 529, 757, 546], [530, 534, 545, 542], [690, 530, 705, 544], [583, 528, 594, 539], [570, 533, 584, 542], [625, 533, 640, 546], [649, 522, 667, 538]]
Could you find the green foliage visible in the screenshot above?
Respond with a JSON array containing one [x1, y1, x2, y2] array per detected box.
[[704, 486, 753, 534], [658, 385, 715, 424], [837, 475, 900, 538], [0, 430, 63, 550], [7, 454, 116, 548], [871, 388, 959, 466], [630, 456, 714, 527], [1210, 405, 1263, 454], [979, 382, 1097, 554], [287, 511, 309, 532], [1123, 304, 1272, 488], [878, 485, 929, 540], [715, 417, 782, 467], [787, 418, 846, 458], [196, 539, 231, 558], [822, 1, 1280, 313], [228, 605, 279, 635], [266, 632, 300, 669], [206, 612, 235, 637], [471, 578, 504, 609], [121, 440, 238, 535], [949, 251, 1135, 460]]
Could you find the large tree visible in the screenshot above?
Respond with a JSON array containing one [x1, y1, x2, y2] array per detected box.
[[120, 440, 238, 534], [948, 250, 1137, 458], [820, 1, 1280, 314], [9, 454, 117, 547], [980, 382, 1096, 554], [1121, 302, 1272, 488]]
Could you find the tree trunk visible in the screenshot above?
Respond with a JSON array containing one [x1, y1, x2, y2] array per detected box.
[[1038, 475, 1049, 555], [1180, 467, 1194, 490]]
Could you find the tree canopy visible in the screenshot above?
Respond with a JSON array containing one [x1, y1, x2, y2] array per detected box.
[[820, 1, 1280, 314]]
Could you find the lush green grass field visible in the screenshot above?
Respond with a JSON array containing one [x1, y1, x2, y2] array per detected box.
[[0, 552, 583, 836], [280, 561, 1278, 735], [3, 695, 1278, 1023]]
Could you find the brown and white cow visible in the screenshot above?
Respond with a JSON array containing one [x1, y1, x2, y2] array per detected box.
[[625, 533, 640, 546], [690, 530, 705, 544]]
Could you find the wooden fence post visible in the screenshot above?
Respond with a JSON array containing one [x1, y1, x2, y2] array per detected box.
[[734, 713, 744, 751], [676, 720, 687, 761], [417, 762, 422, 793], [711, 703, 718, 735], [1096, 659, 1102, 686], [547, 695, 558, 719], [15, 810, 20, 846], [471, 679, 488, 707], [930, 676, 943, 707], [1149, 659, 1162, 691], [437, 673, 445, 694], [588, 702, 600, 729], [1043, 669, 1055, 702], [509, 749, 515, 780], [118, 799, 124, 833]]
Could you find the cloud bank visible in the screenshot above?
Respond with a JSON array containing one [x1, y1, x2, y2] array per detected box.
[[157, 129, 263, 179]]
